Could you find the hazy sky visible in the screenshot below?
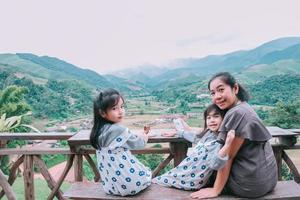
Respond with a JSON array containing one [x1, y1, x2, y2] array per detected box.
[[1, 0, 300, 74]]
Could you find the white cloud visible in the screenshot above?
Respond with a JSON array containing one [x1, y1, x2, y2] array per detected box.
[[0, 0, 300, 74]]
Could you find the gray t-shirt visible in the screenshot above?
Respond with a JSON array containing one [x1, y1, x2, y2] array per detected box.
[[218, 102, 277, 198]]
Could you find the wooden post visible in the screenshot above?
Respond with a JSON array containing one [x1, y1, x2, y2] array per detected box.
[[23, 155, 34, 200], [170, 142, 189, 167], [272, 146, 283, 181], [74, 154, 83, 181]]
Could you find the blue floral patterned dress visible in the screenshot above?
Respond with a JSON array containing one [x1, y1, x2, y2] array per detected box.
[[152, 130, 227, 190], [96, 123, 151, 196]]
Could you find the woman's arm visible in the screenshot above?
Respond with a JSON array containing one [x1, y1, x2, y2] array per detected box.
[[190, 136, 244, 199]]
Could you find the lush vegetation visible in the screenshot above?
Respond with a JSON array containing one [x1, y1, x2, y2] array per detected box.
[[0, 70, 93, 119], [248, 74, 300, 106]]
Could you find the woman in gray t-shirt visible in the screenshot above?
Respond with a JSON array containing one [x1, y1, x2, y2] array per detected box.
[[191, 72, 277, 199]]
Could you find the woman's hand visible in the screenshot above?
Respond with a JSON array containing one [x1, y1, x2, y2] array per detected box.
[[161, 130, 177, 137], [190, 187, 219, 199]]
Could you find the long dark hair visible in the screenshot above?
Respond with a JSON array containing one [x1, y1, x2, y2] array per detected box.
[[208, 72, 250, 102], [90, 88, 124, 149], [198, 104, 226, 138]]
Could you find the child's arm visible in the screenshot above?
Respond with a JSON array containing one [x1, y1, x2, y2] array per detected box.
[[162, 130, 198, 143], [122, 128, 149, 150], [209, 130, 235, 170]]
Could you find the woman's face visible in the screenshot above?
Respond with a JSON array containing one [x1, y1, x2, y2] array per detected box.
[[209, 78, 239, 110]]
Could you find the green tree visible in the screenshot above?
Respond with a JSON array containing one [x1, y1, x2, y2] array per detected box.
[[266, 101, 300, 128], [0, 85, 31, 117]]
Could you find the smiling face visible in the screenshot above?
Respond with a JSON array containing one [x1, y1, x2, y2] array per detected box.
[[209, 77, 239, 110], [206, 111, 223, 132], [101, 97, 125, 123]]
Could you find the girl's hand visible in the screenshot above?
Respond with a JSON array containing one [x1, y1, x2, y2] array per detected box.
[[161, 130, 177, 137], [179, 118, 192, 131], [144, 126, 150, 135], [190, 188, 219, 199]]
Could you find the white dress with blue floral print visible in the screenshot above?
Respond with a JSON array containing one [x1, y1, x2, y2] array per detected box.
[[96, 124, 151, 196], [152, 130, 227, 190]]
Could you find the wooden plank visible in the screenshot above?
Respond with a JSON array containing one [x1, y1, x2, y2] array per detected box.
[[267, 127, 300, 137], [68, 130, 190, 146], [0, 147, 72, 155], [0, 132, 74, 140], [63, 181, 300, 200], [288, 129, 300, 134]]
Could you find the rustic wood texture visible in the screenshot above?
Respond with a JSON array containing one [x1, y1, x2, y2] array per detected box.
[[74, 155, 83, 181], [282, 151, 300, 183], [0, 132, 74, 140], [170, 142, 190, 166], [23, 155, 34, 200], [33, 155, 64, 200], [83, 154, 101, 182], [0, 155, 24, 199], [272, 146, 283, 181], [152, 154, 174, 178], [0, 169, 16, 200], [48, 154, 75, 200], [63, 181, 300, 200], [0, 147, 72, 155]]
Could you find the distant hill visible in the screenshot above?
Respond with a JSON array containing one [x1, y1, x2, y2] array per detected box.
[[0, 53, 146, 119], [115, 37, 300, 86], [0, 53, 144, 93], [1, 36, 300, 120]]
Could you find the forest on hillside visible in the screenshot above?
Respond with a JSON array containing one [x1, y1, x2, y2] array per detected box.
[[1, 68, 299, 129]]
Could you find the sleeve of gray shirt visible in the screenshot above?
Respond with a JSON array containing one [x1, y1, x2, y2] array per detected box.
[[122, 129, 147, 150], [177, 130, 199, 144], [208, 143, 228, 170]]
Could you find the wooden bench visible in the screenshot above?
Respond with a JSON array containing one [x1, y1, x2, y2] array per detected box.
[[63, 181, 300, 200]]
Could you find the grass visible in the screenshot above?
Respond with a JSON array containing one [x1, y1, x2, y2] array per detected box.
[[2, 177, 70, 200]]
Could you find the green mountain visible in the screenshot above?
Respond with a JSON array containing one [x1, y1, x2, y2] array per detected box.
[[1, 36, 300, 120], [117, 37, 300, 86], [258, 43, 300, 64], [16, 53, 111, 88], [0, 53, 146, 119]]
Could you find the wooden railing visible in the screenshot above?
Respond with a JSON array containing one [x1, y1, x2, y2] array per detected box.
[[0, 128, 299, 200]]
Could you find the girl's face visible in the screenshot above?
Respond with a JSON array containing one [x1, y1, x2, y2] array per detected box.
[[101, 98, 125, 123], [209, 78, 239, 110], [206, 111, 223, 132]]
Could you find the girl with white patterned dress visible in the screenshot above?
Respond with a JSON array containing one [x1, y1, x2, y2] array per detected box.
[[90, 89, 151, 196], [152, 104, 235, 190]]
